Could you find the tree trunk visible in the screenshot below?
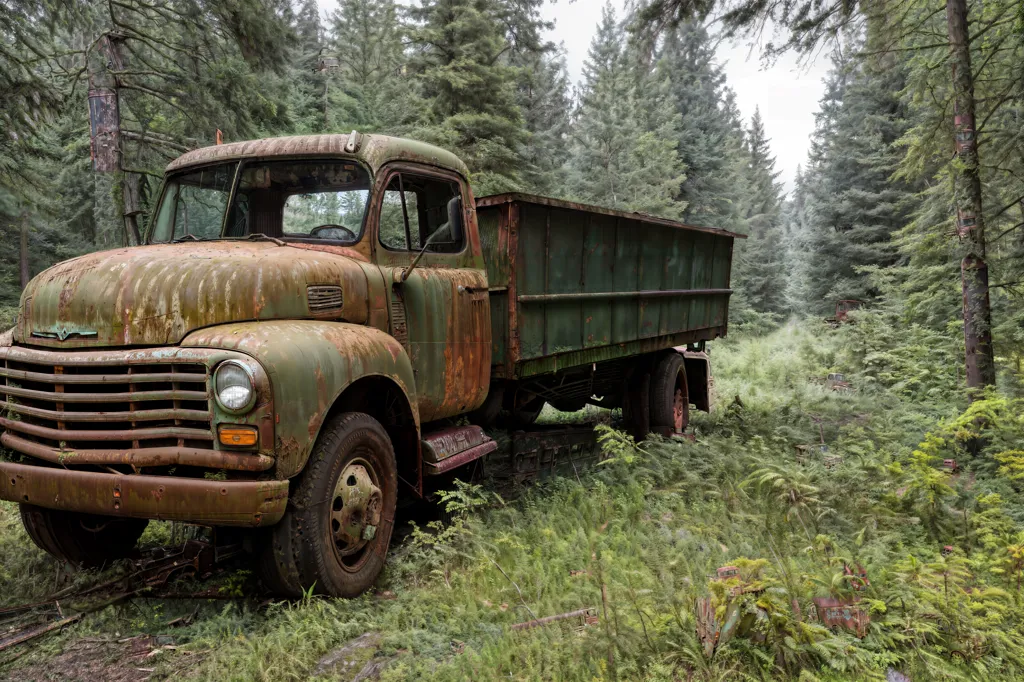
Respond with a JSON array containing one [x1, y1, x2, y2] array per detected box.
[[946, 0, 996, 396], [19, 216, 30, 289], [89, 33, 142, 247]]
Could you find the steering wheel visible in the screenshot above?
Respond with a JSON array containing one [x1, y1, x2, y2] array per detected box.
[[310, 224, 357, 241]]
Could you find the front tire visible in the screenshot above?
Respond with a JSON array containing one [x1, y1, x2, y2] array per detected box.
[[20, 504, 148, 567], [259, 412, 397, 598]]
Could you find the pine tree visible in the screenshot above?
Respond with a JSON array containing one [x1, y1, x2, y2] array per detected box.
[[796, 43, 919, 314], [327, 0, 425, 134], [409, 0, 527, 194], [516, 50, 572, 196], [659, 22, 743, 228], [568, 5, 686, 218], [734, 109, 788, 315], [289, 0, 329, 132]]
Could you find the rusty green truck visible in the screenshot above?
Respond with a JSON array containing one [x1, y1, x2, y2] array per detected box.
[[0, 133, 741, 597]]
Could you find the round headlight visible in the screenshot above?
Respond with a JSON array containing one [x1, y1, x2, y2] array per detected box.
[[214, 360, 255, 413]]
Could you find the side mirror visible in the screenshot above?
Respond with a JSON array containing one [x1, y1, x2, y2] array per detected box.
[[446, 195, 464, 245]]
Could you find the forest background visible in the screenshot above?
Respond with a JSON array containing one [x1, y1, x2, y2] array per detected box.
[[3, 0, 1024, 679]]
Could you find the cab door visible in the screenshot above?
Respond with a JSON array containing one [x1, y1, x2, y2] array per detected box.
[[372, 164, 490, 422]]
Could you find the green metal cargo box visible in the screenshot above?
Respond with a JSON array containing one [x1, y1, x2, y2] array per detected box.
[[476, 193, 743, 380]]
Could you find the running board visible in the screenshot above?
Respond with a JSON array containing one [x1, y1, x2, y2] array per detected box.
[[421, 425, 497, 476]]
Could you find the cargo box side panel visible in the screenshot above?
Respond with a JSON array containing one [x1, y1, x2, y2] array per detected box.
[[582, 214, 616, 348], [516, 202, 548, 360], [477, 194, 737, 381], [611, 220, 640, 345], [711, 235, 733, 328], [542, 206, 586, 356]]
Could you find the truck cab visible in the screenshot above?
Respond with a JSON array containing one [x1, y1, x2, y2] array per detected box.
[[0, 133, 737, 597]]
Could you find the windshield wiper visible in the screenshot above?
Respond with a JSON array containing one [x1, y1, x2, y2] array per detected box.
[[246, 233, 286, 246], [173, 234, 205, 243]]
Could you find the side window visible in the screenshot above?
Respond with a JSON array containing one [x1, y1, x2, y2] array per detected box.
[[377, 173, 464, 254]]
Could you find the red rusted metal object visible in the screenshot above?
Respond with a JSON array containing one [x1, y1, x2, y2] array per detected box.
[[812, 597, 870, 637], [826, 299, 863, 326], [421, 425, 497, 475]]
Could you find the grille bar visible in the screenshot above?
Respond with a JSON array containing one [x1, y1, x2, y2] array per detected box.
[[0, 368, 206, 384], [1, 384, 208, 403], [1, 433, 274, 472], [0, 416, 211, 443], [1, 400, 210, 424], [1, 348, 215, 466]]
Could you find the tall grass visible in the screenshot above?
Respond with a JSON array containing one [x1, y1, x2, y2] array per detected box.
[[2, 320, 1023, 681]]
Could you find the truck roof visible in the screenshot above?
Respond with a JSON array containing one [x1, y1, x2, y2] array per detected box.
[[477, 193, 747, 239], [166, 133, 470, 178]]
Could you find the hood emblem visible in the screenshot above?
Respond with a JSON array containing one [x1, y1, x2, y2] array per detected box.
[[31, 326, 99, 341]]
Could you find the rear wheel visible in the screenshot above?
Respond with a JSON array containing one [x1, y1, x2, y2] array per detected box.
[[650, 353, 689, 435], [20, 504, 148, 567], [259, 412, 397, 598]]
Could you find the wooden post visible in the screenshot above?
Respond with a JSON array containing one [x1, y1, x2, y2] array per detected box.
[[946, 0, 996, 395]]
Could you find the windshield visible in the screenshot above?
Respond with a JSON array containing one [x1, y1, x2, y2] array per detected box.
[[149, 160, 371, 244]]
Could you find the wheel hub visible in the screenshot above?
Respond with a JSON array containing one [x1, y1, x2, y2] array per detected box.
[[331, 461, 382, 554]]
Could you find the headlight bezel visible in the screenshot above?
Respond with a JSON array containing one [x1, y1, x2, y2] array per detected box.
[[213, 359, 257, 414]]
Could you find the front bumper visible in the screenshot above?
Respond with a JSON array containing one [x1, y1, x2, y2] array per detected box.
[[0, 461, 288, 527]]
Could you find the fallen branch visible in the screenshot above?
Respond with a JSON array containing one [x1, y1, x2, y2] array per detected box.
[[488, 557, 537, 621], [0, 614, 83, 652], [510, 607, 597, 631]]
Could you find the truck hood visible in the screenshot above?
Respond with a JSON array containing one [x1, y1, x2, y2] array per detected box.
[[15, 241, 372, 348]]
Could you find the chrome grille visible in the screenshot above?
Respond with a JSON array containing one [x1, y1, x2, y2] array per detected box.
[[0, 355, 212, 455]]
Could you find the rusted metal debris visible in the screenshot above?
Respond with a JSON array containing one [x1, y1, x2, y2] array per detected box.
[[825, 299, 863, 327], [510, 607, 598, 632], [504, 426, 604, 484]]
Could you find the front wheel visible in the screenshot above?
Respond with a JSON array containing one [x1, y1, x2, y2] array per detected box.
[[20, 504, 148, 567], [259, 412, 397, 598]]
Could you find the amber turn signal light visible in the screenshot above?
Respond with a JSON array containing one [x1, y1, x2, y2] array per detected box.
[[219, 426, 258, 447]]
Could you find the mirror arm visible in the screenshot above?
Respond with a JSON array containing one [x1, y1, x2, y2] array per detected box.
[[399, 233, 436, 283]]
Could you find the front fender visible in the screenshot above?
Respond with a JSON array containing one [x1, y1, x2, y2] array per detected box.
[[182, 320, 419, 479]]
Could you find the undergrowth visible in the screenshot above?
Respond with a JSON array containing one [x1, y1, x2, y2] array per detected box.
[[2, 320, 1024, 681]]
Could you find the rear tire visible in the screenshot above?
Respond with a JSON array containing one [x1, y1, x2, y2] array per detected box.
[[19, 504, 148, 567], [650, 353, 689, 435], [259, 412, 397, 598]]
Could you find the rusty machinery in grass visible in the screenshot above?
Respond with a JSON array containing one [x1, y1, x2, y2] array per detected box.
[[0, 133, 741, 598]]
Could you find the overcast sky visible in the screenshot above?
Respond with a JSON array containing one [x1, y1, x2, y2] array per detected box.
[[318, 0, 830, 193]]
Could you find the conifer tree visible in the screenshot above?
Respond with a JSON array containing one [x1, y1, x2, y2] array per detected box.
[[516, 50, 572, 196], [327, 0, 424, 134], [734, 109, 788, 315], [795, 43, 918, 314], [568, 5, 686, 218], [659, 22, 742, 228], [409, 0, 527, 194], [289, 0, 329, 132]]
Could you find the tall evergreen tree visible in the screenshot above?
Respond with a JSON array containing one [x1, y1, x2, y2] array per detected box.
[[733, 109, 787, 315], [568, 5, 686, 218], [409, 0, 528, 194], [516, 50, 572, 196], [289, 0, 329, 132], [794, 41, 919, 314], [327, 0, 424, 134], [659, 22, 744, 228]]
